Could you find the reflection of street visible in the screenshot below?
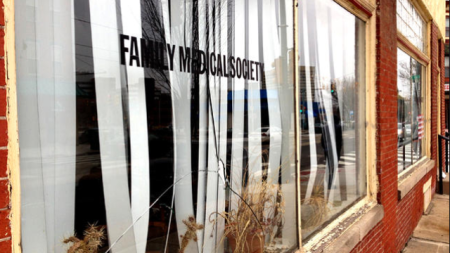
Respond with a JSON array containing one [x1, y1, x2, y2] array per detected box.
[[300, 129, 356, 171], [76, 144, 101, 183], [300, 129, 361, 239]]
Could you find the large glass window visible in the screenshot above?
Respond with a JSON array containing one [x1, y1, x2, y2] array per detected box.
[[397, 0, 426, 52], [397, 49, 426, 173], [298, 0, 366, 241], [16, 0, 296, 252]]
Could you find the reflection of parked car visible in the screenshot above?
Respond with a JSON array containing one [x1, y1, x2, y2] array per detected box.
[[405, 124, 411, 136]]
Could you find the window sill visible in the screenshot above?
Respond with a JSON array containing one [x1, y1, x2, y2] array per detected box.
[[302, 202, 384, 253], [321, 205, 384, 253], [398, 158, 435, 200]]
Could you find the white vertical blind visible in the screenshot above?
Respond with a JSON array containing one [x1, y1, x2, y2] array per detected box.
[[300, 1, 319, 200], [278, 0, 296, 245], [230, 0, 246, 213], [217, 1, 228, 252], [162, 0, 198, 252], [119, 1, 150, 252], [36, 0, 56, 250], [196, 0, 209, 250], [204, 1, 221, 251], [89, 0, 137, 251], [263, 0, 283, 184], [53, 0, 77, 252], [17, 0, 77, 251], [17, 0, 50, 250], [261, 0, 283, 233], [314, 2, 340, 202], [247, 0, 262, 179]]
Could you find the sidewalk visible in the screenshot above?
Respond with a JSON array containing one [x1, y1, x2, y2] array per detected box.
[[402, 194, 449, 253]]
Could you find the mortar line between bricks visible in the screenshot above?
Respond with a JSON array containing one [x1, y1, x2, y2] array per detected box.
[[0, 207, 8, 212], [0, 147, 6, 150], [0, 237, 11, 242], [0, 177, 8, 181]]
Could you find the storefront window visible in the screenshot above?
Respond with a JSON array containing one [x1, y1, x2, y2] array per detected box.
[[16, 0, 296, 252], [397, 49, 426, 173], [397, 0, 426, 52], [298, 0, 366, 241]]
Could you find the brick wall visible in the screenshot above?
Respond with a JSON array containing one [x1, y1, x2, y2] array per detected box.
[[350, 223, 383, 253], [374, 0, 398, 252], [439, 36, 446, 192], [431, 22, 440, 192], [393, 22, 441, 252], [0, 0, 10, 252], [351, 3, 444, 253]]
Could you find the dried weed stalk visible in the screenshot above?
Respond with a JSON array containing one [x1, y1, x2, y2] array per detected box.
[[212, 176, 285, 253], [63, 224, 105, 253], [179, 216, 204, 253], [301, 185, 330, 229]]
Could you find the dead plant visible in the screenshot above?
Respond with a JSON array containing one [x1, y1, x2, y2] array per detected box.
[[63, 224, 106, 253], [179, 216, 204, 253], [301, 184, 330, 230], [211, 176, 285, 253]]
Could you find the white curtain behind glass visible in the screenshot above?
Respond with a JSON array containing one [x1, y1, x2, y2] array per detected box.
[[16, 0, 76, 252], [16, 0, 297, 252]]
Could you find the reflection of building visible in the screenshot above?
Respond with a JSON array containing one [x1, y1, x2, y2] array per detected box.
[[299, 66, 316, 102]]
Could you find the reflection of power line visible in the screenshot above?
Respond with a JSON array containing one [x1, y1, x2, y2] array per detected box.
[[76, 53, 94, 58], [75, 43, 94, 48], [76, 56, 94, 68]]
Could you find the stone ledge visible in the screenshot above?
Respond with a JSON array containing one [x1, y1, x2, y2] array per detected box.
[[322, 205, 384, 253], [398, 159, 435, 200]]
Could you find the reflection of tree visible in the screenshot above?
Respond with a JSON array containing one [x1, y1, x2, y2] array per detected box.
[[336, 76, 356, 122], [141, 0, 171, 92], [398, 61, 411, 99]]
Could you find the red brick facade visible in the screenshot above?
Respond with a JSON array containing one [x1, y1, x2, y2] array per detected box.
[[0, 0, 11, 252], [374, 0, 398, 252], [351, 1, 444, 253]]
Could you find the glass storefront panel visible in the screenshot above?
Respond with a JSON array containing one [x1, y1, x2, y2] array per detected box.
[[298, 0, 367, 241], [397, 49, 426, 173], [16, 0, 296, 252]]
